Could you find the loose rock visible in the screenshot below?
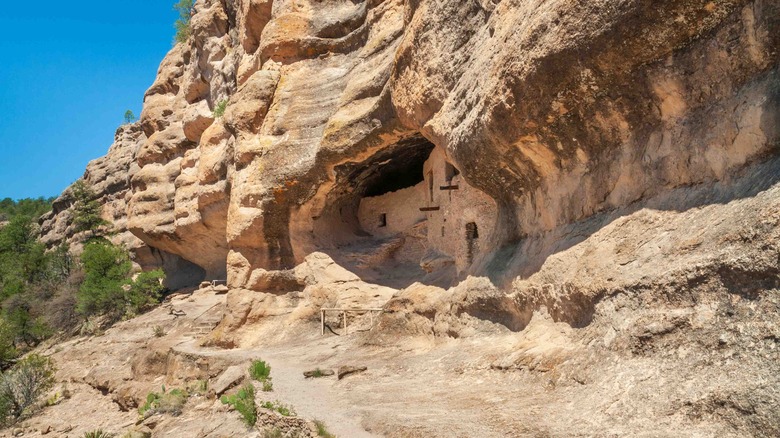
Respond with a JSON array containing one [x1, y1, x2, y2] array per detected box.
[[337, 366, 367, 380]]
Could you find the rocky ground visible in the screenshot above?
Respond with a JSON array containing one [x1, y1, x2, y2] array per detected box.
[[4, 283, 778, 437], [5, 172, 780, 437], [8, 0, 778, 436]]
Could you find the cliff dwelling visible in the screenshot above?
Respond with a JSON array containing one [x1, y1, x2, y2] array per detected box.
[[19, 0, 780, 434], [309, 135, 498, 288]]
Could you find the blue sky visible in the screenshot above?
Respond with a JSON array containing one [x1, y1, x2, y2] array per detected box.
[[0, 1, 180, 200]]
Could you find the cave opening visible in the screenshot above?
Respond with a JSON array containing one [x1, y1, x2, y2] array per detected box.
[[320, 135, 436, 239], [312, 135, 437, 287], [354, 137, 435, 199], [363, 155, 427, 197]]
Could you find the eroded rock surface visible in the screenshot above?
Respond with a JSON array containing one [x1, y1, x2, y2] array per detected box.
[[30, 1, 780, 435], [41, 0, 779, 295]]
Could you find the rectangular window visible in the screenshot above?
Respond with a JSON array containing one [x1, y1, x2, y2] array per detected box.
[[378, 213, 387, 228], [428, 170, 434, 202]]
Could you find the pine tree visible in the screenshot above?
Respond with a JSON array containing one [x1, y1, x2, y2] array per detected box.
[[70, 181, 108, 235]]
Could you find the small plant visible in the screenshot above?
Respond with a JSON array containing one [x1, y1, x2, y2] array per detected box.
[[45, 391, 62, 406], [220, 383, 256, 426], [186, 379, 208, 396], [124, 110, 136, 124], [212, 99, 228, 118], [250, 359, 273, 391], [173, 0, 195, 44], [83, 430, 113, 438], [0, 354, 56, 426], [249, 359, 271, 381], [126, 269, 167, 316], [71, 180, 110, 235], [260, 400, 296, 417], [139, 391, 160, 416], [312, 368, 324, 378], [152, 325, 166, 337], [139, 387, 188, 417], [157, 388, 187, 415], [314, 420, 336, 438]]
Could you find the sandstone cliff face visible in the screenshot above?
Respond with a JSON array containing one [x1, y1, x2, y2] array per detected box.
[[42, 0, 778, 296], [26, 2, 780, 436], [38, 125, 207, 289]]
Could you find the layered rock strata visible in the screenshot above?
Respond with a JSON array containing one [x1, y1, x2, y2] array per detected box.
[[41, 0, 778, 305]]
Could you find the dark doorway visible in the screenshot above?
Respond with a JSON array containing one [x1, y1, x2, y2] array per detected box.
[[466, 222, 479, 264]]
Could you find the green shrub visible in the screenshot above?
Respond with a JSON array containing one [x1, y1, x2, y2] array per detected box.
[[138, 391, 159, 416], [260, 400, 296, 417], [0, 197, 53, 223], [157, 388, 187, 416], [0, 215, 36, 255], [249, 359, 271, 381], [186, 379, 207, 396], [3, 299, 51, 348], [220, 383, 256, 426], [139, 387, 188, 417], [314, 420, 336, 438], [0, 201, 72, 362], [0, 319, 17, 369], [124, 110, 136, 125], [83, 429, 113, 438], [71, 181, 109, 235], [77, 241, 166, 321], [262, 379, 273, 392], [77, 240, 132, 318], [126, 269, 166, 316], [212, 100, 228, 118], [46, 242, 74, 282], [173, 0, 195, 44], [0, 354, 56, 425]]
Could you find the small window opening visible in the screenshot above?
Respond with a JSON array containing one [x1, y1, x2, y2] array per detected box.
[[466, 222, 479, 239], [445, 162, 460, 182], [466, 222, 479, 264], [428, 170, 434, 202], [378, 213, 387, 228]]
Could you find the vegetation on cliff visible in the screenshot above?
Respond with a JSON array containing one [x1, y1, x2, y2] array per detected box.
[[71, 181, 109, 234], [0, 354, 55, 426], [0, 190, 167, 368], [173, 0, 194, 45], [78, 239, 165, 320], [0, 198, 53, 223]]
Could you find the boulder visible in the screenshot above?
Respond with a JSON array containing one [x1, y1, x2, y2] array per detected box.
[[211, 365, 245, 396]]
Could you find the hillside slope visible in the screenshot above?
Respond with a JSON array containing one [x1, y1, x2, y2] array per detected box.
[[23, 0, 780, 436]]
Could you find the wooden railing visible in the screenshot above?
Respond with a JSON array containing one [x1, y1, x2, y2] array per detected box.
[[320, 307, 384, 335]]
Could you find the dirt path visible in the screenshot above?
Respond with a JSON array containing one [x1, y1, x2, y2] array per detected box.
[[259, 350, 379, 438], [173, 323, 380, 437]]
